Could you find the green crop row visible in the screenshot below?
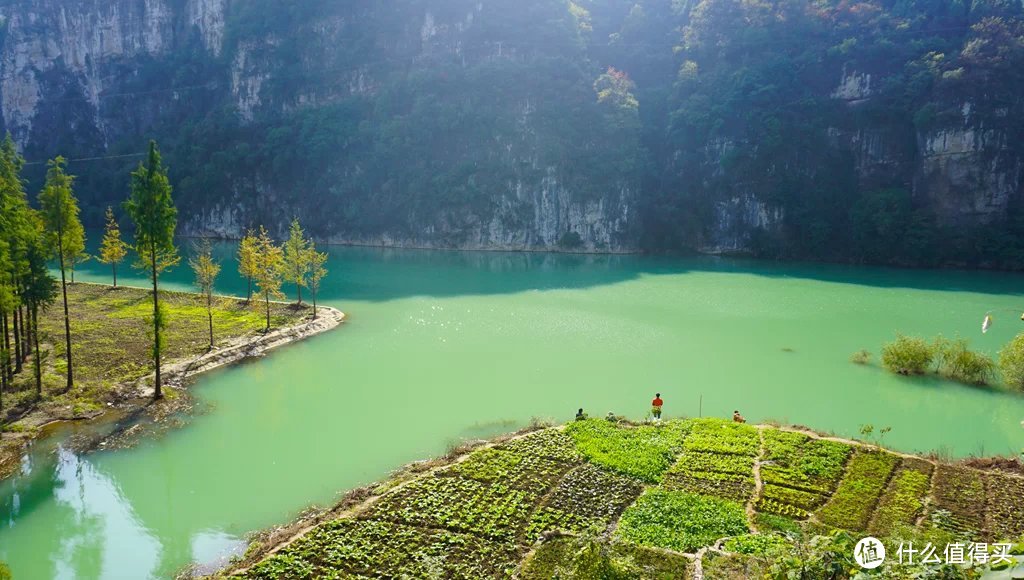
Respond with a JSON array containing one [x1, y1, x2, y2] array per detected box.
[[616, 489, 749, 553], [241, 519, 520, 580], [662, 470, 755, 503], [566, 419, 690, 482], [760, 430, 851, 493], [525, 507, 604, 542], [519, 536, 692, 579], [759, 483, 827, 511], [869, 458, 932, 536], [670, 450, 755, 476], [985, 472, 1024, 541], [365, 474, 537, 541], [544, 463, 644, 522], [446, 447, 568, 492], [816, 450, 900, 531], [929, 464, 986, 537], [500, 429, 583, 464], [682, 419, 760, 456], [755, 497, 810, 520]]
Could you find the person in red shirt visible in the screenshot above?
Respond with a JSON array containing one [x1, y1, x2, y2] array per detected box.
[[651, 393, 664, 421]]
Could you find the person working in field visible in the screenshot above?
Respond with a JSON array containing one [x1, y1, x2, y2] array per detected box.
[[576, 408, 586, 421], [651, 393, 664, 421], [733, 410, 746, 423]]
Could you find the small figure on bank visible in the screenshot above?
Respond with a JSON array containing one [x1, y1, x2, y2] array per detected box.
[[733, 410, 746, 424], [651, 393, 664, 422], [576, 408, 587, 421], [606, 411, 617, 422]]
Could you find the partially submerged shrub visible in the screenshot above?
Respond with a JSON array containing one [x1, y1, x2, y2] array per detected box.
[[999, 333, 1024, 391], [935, 337, 995, 385], [881, 335, 934, 375], [850, 349, 871, 365]]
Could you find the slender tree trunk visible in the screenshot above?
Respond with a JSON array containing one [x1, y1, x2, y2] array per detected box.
[[297, 283, 302, 306], [57, 228, 74, 391], [247, 277, 252, 303], [265, 292, 270, 332], [112, 263, 118, 288], [207, 291, 213, 348], [20, 302, 29, 363], [1, 311, 9, 393], [312, 292, 317, 319], [32, 305, 41, 398], [12, 306, 21, 374], [150, 245, 162, 400]]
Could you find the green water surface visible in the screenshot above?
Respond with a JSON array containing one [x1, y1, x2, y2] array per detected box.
[[2, 246, 1024, 579]]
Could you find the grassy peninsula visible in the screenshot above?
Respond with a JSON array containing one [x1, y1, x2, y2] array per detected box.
[[0, 282, 337, 478], [218, 418, 1024, 579]]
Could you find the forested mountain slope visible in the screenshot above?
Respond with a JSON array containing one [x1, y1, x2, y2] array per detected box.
[[2, 0, 1023, 265]]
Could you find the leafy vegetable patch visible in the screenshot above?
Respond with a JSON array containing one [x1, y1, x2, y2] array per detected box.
[[759, 483, 826, 512], [682, 419, 760, 456], [364, 474, 537, 541], [518, 536, 692, 579], [526, 463, 644, 540], [444, 447, 568, 492], [760, 430, 851, 493], [929, 464, 986, 537], [815, 450, 899, 531], [616, 489, 749, 553], [240, 519, 520, 580], [663, 469, 755, 503], [566, 419, 690, 482], [984, 472, 1024, 541], [499, 429, 583, 464], [869, 458, 932, 536]]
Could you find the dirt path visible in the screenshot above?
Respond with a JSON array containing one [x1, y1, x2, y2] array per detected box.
[[746, 427, 767, 532]]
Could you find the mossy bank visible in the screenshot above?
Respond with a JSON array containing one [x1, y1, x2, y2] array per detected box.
[[0, 282, 344, 480]]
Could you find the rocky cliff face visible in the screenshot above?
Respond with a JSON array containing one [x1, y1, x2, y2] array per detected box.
[[3, 0, 1022, 263]]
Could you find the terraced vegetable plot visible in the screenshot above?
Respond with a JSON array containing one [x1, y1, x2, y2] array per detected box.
[[526, 463, 643, 540], [869, 458, 933, 536], [244, 519, 520, 580], [930, 464, 987, 537], [616, 489, 749, 553], [519, 536, 692, 579], [759, 429, 851, 493], [229, 421, 1024, 579], [815, 450, 900, 531], [662, 420, 759, 502], [444, 447, 567, 492], [363, 474, 539, 541], [682, 419, 760, 456], [565, 419, 690, 482], [984, 472, 1024, 541]]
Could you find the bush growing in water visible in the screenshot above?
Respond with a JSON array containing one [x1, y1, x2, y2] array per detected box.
[[881, 334, 996, 386], [850, 350, 871, 365], [881, 335, 934, 375], [999, 333, 1024, 391], [935, 337, 995, 386]]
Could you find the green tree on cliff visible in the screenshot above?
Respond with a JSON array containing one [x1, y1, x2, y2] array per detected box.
[[125, 141, 179, 400]]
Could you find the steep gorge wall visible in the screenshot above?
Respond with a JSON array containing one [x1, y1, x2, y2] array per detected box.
[[0, 0, 637, 252], [2, 0, 1023, 264]]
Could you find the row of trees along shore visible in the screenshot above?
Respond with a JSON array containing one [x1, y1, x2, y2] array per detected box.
[[1, 136, 328, 411]]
